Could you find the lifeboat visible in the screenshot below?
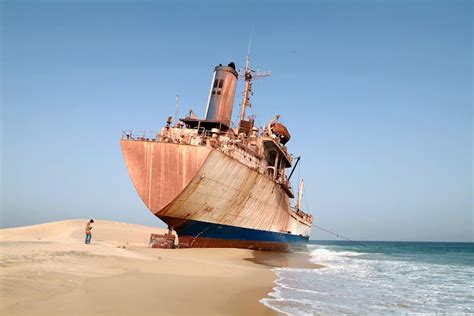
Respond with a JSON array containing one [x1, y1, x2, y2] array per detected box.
[[271, 122, 291, 144]]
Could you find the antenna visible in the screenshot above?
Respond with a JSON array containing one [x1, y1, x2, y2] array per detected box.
[[174, 95, 180, 126], [245, 28, 253, 72], [237, 32, 270, 129]]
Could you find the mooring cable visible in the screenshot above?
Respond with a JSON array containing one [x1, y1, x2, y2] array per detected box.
[[298, 165, 368, 248], [312, 224, 368, 248]]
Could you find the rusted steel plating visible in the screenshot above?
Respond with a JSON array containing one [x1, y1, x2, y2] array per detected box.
[[121, 108, 313, 226], [120, 59, 313, 251]]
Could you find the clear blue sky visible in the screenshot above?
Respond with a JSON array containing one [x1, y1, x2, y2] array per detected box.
[[1, 0, 472, 241]]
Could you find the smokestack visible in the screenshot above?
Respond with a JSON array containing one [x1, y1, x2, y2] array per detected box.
[[204, 62, 238, 126]]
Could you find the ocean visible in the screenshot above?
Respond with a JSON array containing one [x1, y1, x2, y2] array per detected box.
[[261, 241, 474, 315]]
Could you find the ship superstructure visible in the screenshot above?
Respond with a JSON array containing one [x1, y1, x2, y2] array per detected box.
[[121, 58, 313, 251]]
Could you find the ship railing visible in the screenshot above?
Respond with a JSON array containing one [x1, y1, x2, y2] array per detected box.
[[122, 128, 212, 143], [192, 126, 213, 137], [122, 130, 160, 141], [291, 207, 313, 224]]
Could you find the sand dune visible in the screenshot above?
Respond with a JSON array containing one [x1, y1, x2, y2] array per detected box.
[[1, 219, 164, 244], [0, 219, 277, 315]]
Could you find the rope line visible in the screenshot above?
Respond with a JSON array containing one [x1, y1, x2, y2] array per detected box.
[[298, 161, 367, 248], [312, 224, 368, 247], [190, 227, 210, 247]]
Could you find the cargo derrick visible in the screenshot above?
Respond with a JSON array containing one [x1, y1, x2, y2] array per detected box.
[[121, 59, 313, 251]]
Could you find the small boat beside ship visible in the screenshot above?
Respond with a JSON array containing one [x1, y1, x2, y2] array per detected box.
[[121, 56, 313, 251]]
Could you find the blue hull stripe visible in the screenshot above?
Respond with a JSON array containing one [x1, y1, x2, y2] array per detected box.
[[160, 216, 309, 244]]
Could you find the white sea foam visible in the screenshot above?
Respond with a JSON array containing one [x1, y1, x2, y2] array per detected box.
[[261, 245, 474, 315], [310, 248, 365, 259]]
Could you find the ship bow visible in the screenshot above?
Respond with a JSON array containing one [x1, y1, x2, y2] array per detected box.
[[121, 140, 212, 214]]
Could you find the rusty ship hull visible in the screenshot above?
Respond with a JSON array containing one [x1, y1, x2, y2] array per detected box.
[[121, 139, 311, 251], [121, 60, 313, 251]]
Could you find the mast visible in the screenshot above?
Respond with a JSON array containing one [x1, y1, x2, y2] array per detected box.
[[240, 54, 252, 123], [296, 179, 304, 211], [238, 39, 270, 129]]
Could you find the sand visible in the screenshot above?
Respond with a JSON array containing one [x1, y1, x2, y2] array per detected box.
[[0, 219, 280, 315]]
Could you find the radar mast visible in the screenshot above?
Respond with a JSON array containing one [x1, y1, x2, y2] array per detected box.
[[238, 37, 270, 132]]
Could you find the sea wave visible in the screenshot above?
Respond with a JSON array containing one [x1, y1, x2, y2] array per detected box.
[[262, 244, 474, 315]]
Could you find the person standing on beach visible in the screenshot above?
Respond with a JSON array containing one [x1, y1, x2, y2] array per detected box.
[[85, 219, 94, 244], [167, 227, 179, 248]]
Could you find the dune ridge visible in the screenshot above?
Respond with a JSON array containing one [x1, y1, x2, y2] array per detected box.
[[0, 219, 277, 315]]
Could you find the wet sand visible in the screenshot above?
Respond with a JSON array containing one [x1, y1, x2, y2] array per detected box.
[[0, 220, 279, 315], [247, 250, 325, 269]]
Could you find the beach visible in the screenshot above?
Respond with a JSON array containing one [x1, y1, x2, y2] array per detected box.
[[0, 220, 285, 315]]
